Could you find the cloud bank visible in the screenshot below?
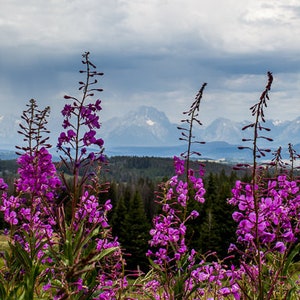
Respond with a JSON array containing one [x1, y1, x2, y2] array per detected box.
[[0, 0, 299, 128]]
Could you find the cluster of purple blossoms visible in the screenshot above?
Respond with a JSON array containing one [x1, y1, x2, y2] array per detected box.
[[93, 266, 128, 300], [16, 147, 61, 199], [74, 191, 112, 230], [228, 175, 300, 253], [0, 193, 20, 226], [187, 260, 241, 300], [58, 97, 104, 162], [0, 178, 8, 191], [147, 157, 204, 263], [146, 156, 242, 299], [0, 147, 61, 258], [93, 234, 127, 300], [72, 189, 128, 297]]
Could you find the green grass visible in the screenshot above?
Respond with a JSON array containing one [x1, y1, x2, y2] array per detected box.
[[0, 234, 9, 269], [0, 234, 9, 252]]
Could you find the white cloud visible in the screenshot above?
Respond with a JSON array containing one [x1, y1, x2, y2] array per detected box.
[[0, 0, 299, 132], [1, 0, 299, 55]]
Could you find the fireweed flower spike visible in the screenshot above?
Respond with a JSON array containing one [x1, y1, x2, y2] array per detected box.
[[229, 72, 300, 299], [146, 157, 205, 298], [57, 52, 107, 226], [146, 157, 239, 299], [11, 100, 60, 243], [178, 83, 207, 180], [0, 99, 62, 299], [52, 52, 125, 299], [145, 86, 239, 299]]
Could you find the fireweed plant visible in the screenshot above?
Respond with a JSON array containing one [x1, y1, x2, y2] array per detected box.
[[144, 84, 239, 300], [0, 53, 126, 300], [49, 52, 126, 299], [0, 99, 62, 300], [229, 72, 300, 299]]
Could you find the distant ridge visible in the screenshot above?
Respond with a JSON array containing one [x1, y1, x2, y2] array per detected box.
[[0, 106, 299, 162], [101, 105, 300, 148]]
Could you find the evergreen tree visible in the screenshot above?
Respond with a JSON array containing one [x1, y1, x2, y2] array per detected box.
[[111, 184, 134, 241], [214, 178, 237, 258], [198, 172, 220, 254], [101, 181, 118, 219], [120, 191, 151, 273], [111, 195, 127, 239], [187, 171, 238, 259], [137, 177, 156, 220], [108, 181, 118, 207]]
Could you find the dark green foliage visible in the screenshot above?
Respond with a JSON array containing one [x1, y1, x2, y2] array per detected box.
[[0, 159, 18, 174], [186, 171, 237, 259], [198, 173, 220, 253], [211, 171, 238, 258], [104, 156, 238, 183], [105, 156, 175, 183], [116, 191, 151, 273], [101, 181, 118, 219], [110, 185, 132, 237], [136, 177, 156, 219]]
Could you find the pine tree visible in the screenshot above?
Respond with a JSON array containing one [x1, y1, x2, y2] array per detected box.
[[120, 191, 151, 273], [214, 174, 237, 258], [111, 195, 127, 238], [199, 173, 220, 254], [187, 171, 238, 258]]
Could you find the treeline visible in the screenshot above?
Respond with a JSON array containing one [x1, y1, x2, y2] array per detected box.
[[103, 156, 240, 182], [0, 156, 247, 272]]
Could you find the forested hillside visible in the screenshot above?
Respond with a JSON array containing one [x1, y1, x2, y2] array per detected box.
[[103, 156, 240, 182]]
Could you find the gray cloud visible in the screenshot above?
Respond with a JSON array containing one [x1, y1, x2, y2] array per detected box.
[[0, 0, 299, 133]]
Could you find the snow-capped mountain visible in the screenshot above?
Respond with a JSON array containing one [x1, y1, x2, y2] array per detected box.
[[101, 106, 179, 146], [198, 118, 243, 144], [275, 117, 300, 145], [99, 106, 300, 160], [198, 117, 300, 147]]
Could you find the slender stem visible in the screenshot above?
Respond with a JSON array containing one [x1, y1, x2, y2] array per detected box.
[[252, 107, 263, 299], [250, 72, 273, 299], [185, 110, 194, 183], [183, 83, 206, 219], [71, 53, 91, 227]]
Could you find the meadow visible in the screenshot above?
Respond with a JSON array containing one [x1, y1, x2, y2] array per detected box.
[[0, 52, 299, 300]]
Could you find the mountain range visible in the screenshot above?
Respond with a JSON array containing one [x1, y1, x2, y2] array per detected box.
[[101, 105, 300, 147], [0, 105, 299, 162]]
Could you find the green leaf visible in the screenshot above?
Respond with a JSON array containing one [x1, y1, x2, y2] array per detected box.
[[10, 242, 32, 272], [0, 276, 7, 300], [90, 247, 119, 264], [283, 243, 300, 276], [62, 227, 74, 266]]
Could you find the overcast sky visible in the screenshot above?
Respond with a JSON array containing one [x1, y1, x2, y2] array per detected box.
[[0, 0, 300, 128]]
